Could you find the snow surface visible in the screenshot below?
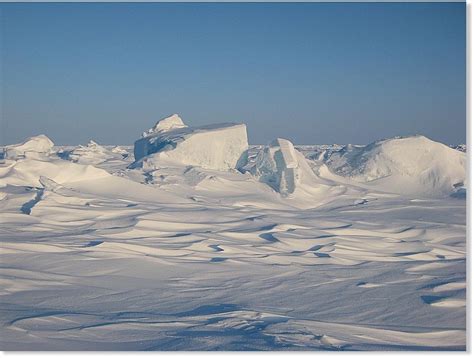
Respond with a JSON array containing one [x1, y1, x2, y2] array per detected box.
[[0, 125, 466, 351]]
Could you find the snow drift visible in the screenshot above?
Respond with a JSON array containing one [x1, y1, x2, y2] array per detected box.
[[133, 114, 248, 171], [0, 136, 111, 188], [2, 135, 54, 160], [324, 135, 466, 197], [0, 158, 111, 188]]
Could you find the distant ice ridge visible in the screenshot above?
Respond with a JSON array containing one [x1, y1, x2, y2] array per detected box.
[[2, 135, 54, 160], [65, 140, 114, 164], [63, 140, 128, 165], [451, 144, 466, 153], [324, 135, 466, 197], [0, 120, 466, 200], [110, 145, 129, 156], [133, 114, 248, 171]]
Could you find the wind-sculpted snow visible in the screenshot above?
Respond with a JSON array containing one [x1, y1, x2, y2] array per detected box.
[[0, 131, 466, 351], [133, 115, 248, 171]]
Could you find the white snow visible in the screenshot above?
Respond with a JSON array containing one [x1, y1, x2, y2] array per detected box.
[[323, 135, 466, 197], [3, 134, 54, 159], [133, 115, 248, 171], [0, 129, 466, 351]]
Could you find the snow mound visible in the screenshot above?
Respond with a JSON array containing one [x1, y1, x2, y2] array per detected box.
[[3, 135, 54, 159], [133, 115, 248, 171], [325, 135, 466, 197], [66, 140, 115, 164]]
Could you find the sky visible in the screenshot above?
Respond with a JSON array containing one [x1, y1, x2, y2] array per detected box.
[[0, 2, 466, 145]]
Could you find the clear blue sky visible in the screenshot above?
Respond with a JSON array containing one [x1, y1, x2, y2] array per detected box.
[[0, 2, 466, 145]]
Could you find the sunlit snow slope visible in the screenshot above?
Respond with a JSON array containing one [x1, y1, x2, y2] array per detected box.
[[323, 135, 466, 197]]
